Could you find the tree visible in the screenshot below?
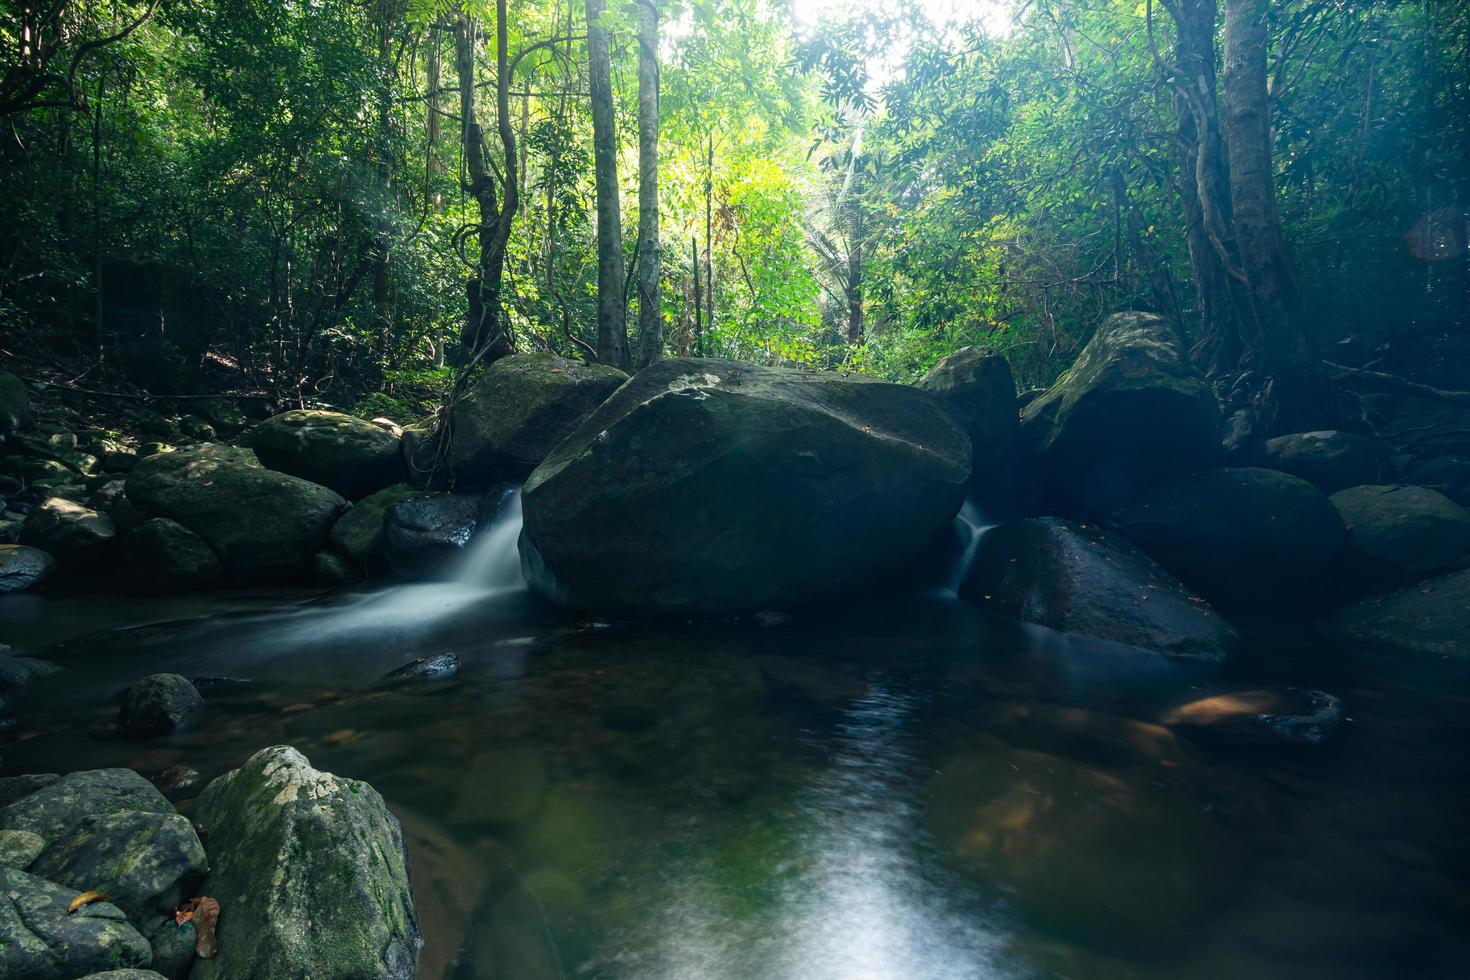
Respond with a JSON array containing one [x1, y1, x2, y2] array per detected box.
[[634, 0, 662, 367], [585, 0, 629, 368]]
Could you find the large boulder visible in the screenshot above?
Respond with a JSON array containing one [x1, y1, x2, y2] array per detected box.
[[126, 446, 347, 581], [1326, 569, 1469, 661], [0, 769, 172, 847], [958, 518, 1237, 660], [125, 518, 225, 588], [0, 544, 55, 593], [1402, 455, 1470, 507], [21, 498, 117, 567], [1018, 311, 1220, 514], [1331, 484, 1470, 589], [118, 674, 205, 734], [916, 346, 1017, 493], [1260, 430, 1396, 494], [382, 492, 480, 575], [1117, 467, 1345, 612], [248, 410, 403, 499], [0, 867, 153, 979], [0, 371, 29, 434], [327, 484, 422, 567], [190, 746, 420, 980], [450, 352, 628, 483], [520, 358, 971, 616]]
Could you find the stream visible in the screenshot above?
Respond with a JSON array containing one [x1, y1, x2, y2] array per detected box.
[[2, 500, 1468, 979]]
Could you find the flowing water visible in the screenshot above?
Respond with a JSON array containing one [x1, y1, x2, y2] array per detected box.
[[3, 504, 1469, 979]]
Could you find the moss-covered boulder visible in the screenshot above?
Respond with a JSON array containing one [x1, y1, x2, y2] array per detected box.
[[1326, 569, 1469, 660], [916, 345, 1017, 493], [1260, 430, 1395, 494], [126, 446, 347, 581], [959, 518, 1236, 659], [1330, 484, 1470, 588], [190, 746, 420, 980], [1117, 467, 1346, 612], [521, 357, 971, 616], [125, 518, 225, 588], [248, 410, 403, 499], [21, 498, 117, 568], [119, 674, 205, 734], [0, 544, 55, 593], [0, 867, 153, 979], [0, 769, 173, 847], [0, 371, 30, 434], [1019, 311, 1220, 514], [449, 352, 628, 485], [327, 483, 422, 567]]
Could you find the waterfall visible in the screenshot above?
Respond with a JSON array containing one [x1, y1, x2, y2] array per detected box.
[[942, 502, 993, 597]]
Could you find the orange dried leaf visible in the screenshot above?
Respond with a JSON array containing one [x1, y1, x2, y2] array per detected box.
[[68, 890, 109, 914], [177, 897, 222, 958]]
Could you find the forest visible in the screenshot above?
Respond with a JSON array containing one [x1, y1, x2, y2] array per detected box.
[[1, 2, 1470, 980]]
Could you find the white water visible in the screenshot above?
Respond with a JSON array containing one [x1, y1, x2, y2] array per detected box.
[[942, 501, 994, 597]]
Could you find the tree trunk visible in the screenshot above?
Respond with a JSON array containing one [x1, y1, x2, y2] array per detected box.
[[634, 0, 662, 367], [1221, 0, 1322, 428], [846, 206, 863, 344], [585, 0, 629, 368]]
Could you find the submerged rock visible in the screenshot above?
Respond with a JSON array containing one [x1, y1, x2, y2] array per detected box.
[[383, 653, 460, 682], [915, 345, 1017, 491], [0, 866, 153, 980], [958, 517, 1236, 660], [521, 357, 970, 616], [1117, 466, 1345, 612], [249, 409, 404, 499], [119, 674, 205, 734], [191, 745, 420, 980], [1162, 688, 1343, 746], [382, 493, 481, 575], [450, 352, 628, 483], [1260, 430, 1395, 494], [125, 518, 225, 588], [126, 445, 347, 581], [1018, 311, 1220, 514], [1330, 484, 1470, 588], [1327, 569, 1470, 661]]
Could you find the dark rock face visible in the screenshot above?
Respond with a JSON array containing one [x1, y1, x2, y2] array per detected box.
[[1327, 569, 1470, 660], [21, 497, 117, 566], [382, 493, 481, 575], [1260, 430, 1396, 494], [521, 358, 971, 617], [249, 410, 404, 499], [958, 517, 1237, 660], [119, 674, 205, 734], [126, 445, 347, 581], [915, 346, 1018, 491], [1117, 467, 1346, 612], [327, 483, 422, 566], [450, 352, 628, 483], [1330, 484, 1470, 588], [191, 746, 421, 980], [0, 544, 55, 592], [1018, 312, 1221, 514], [0, 867, 153, 980], [125, 518, 224, 588]]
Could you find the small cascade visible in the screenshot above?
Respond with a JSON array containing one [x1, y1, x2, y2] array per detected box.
[[943, 502, 993, 597], [453, 489, 524, 590]]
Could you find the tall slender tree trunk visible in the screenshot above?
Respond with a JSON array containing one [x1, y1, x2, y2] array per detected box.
[[585, 0, 629, 368], [846, 207, 863, 344], [1221, 0, 1322, 427], [705, 132, 715, 342], [634, 0, 662, 367]]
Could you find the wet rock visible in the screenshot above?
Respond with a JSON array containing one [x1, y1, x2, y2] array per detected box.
[[1260, 430, 1395, 494], [126, 445, 347, 581], [1117, 466, 1345, 613], [0, 543, 56, 592], [191, 745, 420, 980], [0, 774, 59, 808], [382, 492, 480, 575], [383, 653, 460, 682], [0, 866, 153, 979], [30, 808, 208, 923], [1326, 569, 1470, 661], [152, 766, 200, 793], [521, 357, 970, 617], [1162, 688, 1343, 746], [1330, 484, 1470, 588], [327, 483, 421, 565], [0, 652, 61, 691], [126, 518, 225, 588], [959, 517, 1237, 660], [146, 915, 197, 978], [21, 497, 117, 566], [120, 674, 205, 734], [0, 370, 29, 434], [312, 549, 355, 585], [1018, 311, 1220, 515], [451, 352, 628, 484], [89, 478, 129, 511], [249, 409, 404, 499], [0, 828, 44, 868], [917, 345, 1018, 492], [0, 769, 173, 847], [76, 971, 170, 980]]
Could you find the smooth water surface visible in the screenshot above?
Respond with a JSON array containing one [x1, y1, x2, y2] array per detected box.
[[2, 509, 1468, 979]]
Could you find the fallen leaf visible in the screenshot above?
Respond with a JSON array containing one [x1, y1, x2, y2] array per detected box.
[[68, 890, 109, 914], [177, 897, 222, 958]]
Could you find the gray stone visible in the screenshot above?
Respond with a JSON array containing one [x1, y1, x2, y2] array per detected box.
[[0, 544, 56, 593], [382, 493, 480, 575], [0, 769, 171, 847], [21, 497, 117, 565], [119, 674, 205, 734], [0, 829, 44, 868], [249, 410, 404, 499], [1330, 484, 1470, 588], [0, 867, 153, 979]]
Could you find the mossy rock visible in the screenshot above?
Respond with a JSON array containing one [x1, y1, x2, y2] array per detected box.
[[1260, 430, 1395, 494], [249, 410, 404, 499], [126, 518, 225, 588], [1330, 484, 1470, 588], [521, 357, 970, 616], [0, 768, 172, 847], [0, 867, 153, 980], [450, 352, 628, 484], [190, 746, 420, 980], [327, 483, 423, 566], [21, 498, 117, 568]]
